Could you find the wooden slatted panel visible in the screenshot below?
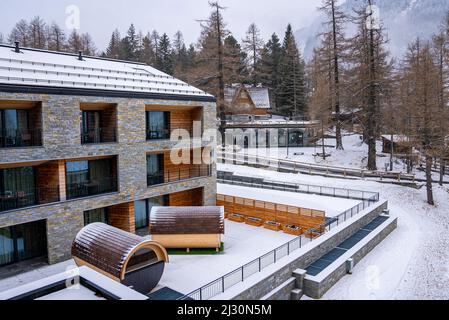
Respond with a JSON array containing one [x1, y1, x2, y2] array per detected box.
[[150, 207, 224, 235]]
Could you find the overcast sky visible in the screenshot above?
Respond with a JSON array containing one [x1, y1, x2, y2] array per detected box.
[[0, 0, 323, 51]]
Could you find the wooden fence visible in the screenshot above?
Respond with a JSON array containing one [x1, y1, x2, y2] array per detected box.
[[217, 194, 326, 234]]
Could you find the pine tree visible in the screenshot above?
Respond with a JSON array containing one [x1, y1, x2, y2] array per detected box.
[[156, 33, 174, 74], [140, 32, 156, 65], [243, 23, 264, 86], [105, 29, 122, 59], [278, 24, 307, 117], [258, 33, 283, 109], [224, 35, 248, 84], [121, 24, 139, 61]]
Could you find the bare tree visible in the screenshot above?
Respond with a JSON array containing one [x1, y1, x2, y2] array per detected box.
[[8, 19, 30, 47], [47, 23, 66, 52], [243, 23, 264, 86], [319, 0, 347, 150], [28, 16, 47, 49]]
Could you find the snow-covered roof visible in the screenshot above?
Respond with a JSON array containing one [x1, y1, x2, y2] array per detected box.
[[0, 45, 214, 101], [381, 135, 412, 143], [225, 85, 271, 109]]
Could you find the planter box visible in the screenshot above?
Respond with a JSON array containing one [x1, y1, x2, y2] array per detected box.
[[283, 225, 303, 236], [229, 213, 245, 223], [264, 221, 282, 232], [245, 217, 264, 227]]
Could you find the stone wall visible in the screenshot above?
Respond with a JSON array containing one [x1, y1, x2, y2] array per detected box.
[[0, 92, 217, 264]]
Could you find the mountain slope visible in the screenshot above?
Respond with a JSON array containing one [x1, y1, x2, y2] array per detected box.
[[296, 0, 449, 60]]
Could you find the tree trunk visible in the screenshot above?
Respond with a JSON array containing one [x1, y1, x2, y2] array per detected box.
[[331, 0, 344, 150], [215, 5, 226, 147], [426, 154, 435, 205], [439, 158, 445, 186]]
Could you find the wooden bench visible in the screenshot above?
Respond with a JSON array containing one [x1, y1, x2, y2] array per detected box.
[[245, 217, 264, 227]]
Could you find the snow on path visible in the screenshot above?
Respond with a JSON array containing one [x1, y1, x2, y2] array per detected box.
[[219, 163, 449, 300]]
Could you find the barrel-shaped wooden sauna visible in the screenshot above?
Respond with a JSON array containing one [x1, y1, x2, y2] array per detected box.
[[149, 206, 225, 251], [71, 223, 168, 294]]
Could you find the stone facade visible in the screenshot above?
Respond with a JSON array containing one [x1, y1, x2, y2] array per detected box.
[[0, 92, 217, 264]]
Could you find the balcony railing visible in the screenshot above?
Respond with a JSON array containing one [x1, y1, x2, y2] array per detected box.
[[66, 177, 118, 200], [0, 129, 42, 148], [0, 186, 60, 213], [81, 127, 117, 144], [147, 165, 212, 186], [146, 127, 195, 141]]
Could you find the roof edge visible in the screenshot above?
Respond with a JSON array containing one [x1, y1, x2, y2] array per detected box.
[[0, 44, 149, 66], [0, 83, 217, 103]]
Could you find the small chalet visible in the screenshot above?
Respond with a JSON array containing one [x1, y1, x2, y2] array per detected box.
[[381, 135, 414, 154], [224, 85, 271, 117]]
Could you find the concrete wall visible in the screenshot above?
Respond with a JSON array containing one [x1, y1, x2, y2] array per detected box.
[[231, 201, 388, 300], [302, 216, 398, 299], [0, 92, 217, 264]]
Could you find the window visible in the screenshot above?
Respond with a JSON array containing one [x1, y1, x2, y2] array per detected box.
[[66, 158, 117, 199], [0, 167, 36, 212], [84, 208, 108, 226], [0, 109, 30, 148], [0, 220, 47, 267], [146, 111, 170, 140], [147, 154, 164, 186], [135, 196, 168, 231]]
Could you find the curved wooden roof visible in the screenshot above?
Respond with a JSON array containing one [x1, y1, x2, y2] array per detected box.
[[150, 206, 225, 235], [72, 223, 168, 280]]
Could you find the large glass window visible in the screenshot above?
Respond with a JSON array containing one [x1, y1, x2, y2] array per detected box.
[[147, 154, 164, 186], [0, 109, 30, 148], [146, 111, 170, 140], [81, 110, 101, 144], [0, 220, 47, 267], [84, 208, 108, 226], [66, 158, 117, 199], [0, 167, 36, 212], [135, 196, 168, 231]]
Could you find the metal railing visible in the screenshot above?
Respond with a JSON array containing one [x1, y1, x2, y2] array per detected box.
[[66, 177, 118, 200], [0, 186, 60, 213], [0, 128, 42, 148], [147, 165, 212, 187], [218, 151, 416, 182], [81, 127, 117, 144], [146, 127, 194, 141], [217, 171, 379, 202], [179, 176, 379, 300]]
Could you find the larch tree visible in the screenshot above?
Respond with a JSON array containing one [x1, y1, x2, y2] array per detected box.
[[243, 23, 264, 86], [318, 0, 347, 150], [47, 23, 66, 52], [67, 29, 83, 53], [28, 16, 47, 49], [347, 1, 391, 171], [400, 40, 440, 205], [8, 19, 30, 47]]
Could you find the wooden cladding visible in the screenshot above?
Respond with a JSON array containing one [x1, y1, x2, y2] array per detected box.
[[149, 206, 224, 235], [217, 194, 326, 232], [108, 202, 136, 234], [168, 188, 204, 207]]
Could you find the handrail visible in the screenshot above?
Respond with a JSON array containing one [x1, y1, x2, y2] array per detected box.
[[178, 176, 380, 300], [217, 151, 415, 182]]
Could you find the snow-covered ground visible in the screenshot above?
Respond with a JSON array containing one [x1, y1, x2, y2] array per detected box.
[[218, 163, 449, 300], [218, 184, 359, 218], [159, 220, 296, 294], [236, 133, 446, 181]]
